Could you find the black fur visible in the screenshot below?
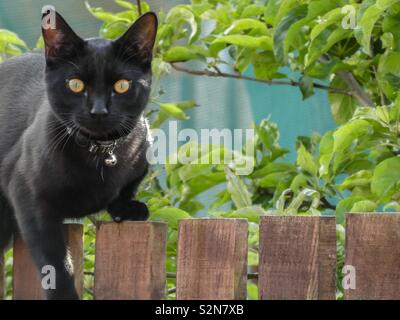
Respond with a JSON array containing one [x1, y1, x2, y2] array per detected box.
[[0, 11, 157, 299]]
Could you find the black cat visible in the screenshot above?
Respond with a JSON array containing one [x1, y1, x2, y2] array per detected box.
[[0, 10, 157, 299]]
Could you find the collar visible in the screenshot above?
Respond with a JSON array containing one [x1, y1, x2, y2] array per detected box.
[[66, 127, 127, 167]]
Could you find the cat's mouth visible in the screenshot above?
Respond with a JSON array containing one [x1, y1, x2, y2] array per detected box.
[[74, 119, 126, 141]]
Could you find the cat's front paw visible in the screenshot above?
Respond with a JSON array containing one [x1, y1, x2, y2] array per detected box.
[[109, 200, 149, 222]]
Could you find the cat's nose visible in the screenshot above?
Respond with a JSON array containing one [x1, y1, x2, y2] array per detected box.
[[89, 101, 108, 118]]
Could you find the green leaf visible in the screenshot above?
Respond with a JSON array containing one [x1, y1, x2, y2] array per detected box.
[[379, 51, 400, 76], [336, 196, 365, 224], [339, 170, 372, 190], [319, 130, 334, 155], [285, 188, 320, 216], [178, 164, 213, 183], [163, 46, 199, 62], [350, 200, 377, 212], [182, 172, 226, 199], [378, 51, 400, 97], [224, 19, 268, 35], [344, 160, 374, 174], [251, 162, 295, 178], [221, 206, 266, 223], [381, 32, 395, 49], [209, 35, 273, 57], [100, 21, 129, 39], [179, 199, 205, 215], [258, 171, 295, 189], [264, 0, 284, 26], [384, 201, 400, 211], [159, 103, 190, 120], [328, 77, 359, 124], [376, 106, 391, 124], [273, 5, 307, 64], [371, 157, 400, 200], [333, 119, 372, 152], [152, 100, 197, 128], [254, 119, 280, 149], [85, 2, 130, 23], [225, 167, 252, 209], [210, 190, 231, 211], [358, 0, 400, 55], [309, 8, 343, 40], [114, 0, 136, 10], [307, 27, 352, 68], [166, 6, 199, 44], [35, 36, 44, 49], [252, 52, 282, 80], [0, 29, 27, 57], [274, 0, 299, 26], [390, 95, 400, 121], [0, 29, 27, 48], [297, 144, 318, 176], [150, 207, 192, 229], [240, 5, 265, 18], [290, 174, 309, 193], [233, 48, 255, 73], [282, 0, 340, 64], [299, 75, 315, 100]]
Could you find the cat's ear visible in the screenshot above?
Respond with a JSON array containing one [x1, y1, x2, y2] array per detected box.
[[41, 10, 84, 59], [114, 12, 158, 65]]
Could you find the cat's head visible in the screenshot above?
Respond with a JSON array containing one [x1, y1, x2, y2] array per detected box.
[[41, 10, 157, 140]]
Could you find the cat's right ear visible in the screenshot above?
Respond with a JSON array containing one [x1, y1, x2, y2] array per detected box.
[[41, 9, 84, 60]]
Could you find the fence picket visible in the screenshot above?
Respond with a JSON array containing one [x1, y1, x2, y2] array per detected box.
[[259, 216, 336, 300], [94, 221, 167, 300], [176, 219, 248, 300], [345, 213, 400, 299], [13, 224, 83, 300]]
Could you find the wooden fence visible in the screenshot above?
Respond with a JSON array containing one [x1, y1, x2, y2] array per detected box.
[[1, 213, 400, 300]]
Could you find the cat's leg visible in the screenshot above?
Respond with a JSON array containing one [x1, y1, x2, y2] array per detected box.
[[11, 197, 79, 300], [107, 172, 149, 222], [0, 192, 15, 253]]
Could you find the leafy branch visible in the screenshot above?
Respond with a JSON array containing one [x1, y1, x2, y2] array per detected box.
[[336, 71, 374, 107], [170, 63, 355, 98]]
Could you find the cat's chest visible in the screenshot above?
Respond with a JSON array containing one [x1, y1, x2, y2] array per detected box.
[[38, 159, 132, 217]]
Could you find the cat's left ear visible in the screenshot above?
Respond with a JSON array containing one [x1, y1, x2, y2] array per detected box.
[[41, 9, 84, 60], [114, 12, 158, 65]]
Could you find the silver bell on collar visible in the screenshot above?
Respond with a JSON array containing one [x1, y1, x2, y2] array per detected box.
[[104, 152, 118, 167]]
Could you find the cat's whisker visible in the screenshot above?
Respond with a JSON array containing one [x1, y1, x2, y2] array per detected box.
[[46, 133, 68, 158]]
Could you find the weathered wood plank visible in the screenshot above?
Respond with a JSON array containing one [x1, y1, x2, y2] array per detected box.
[[259, 216, 336, 300], [94, 221, 167, 300], [176, 219, 248, 300], [345, 213, 400, 300], [13, 224, 84, 300]]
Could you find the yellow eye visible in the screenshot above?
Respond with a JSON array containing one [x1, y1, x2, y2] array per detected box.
[[67, 79, 85, 93], [114, 79, 131, 94]]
